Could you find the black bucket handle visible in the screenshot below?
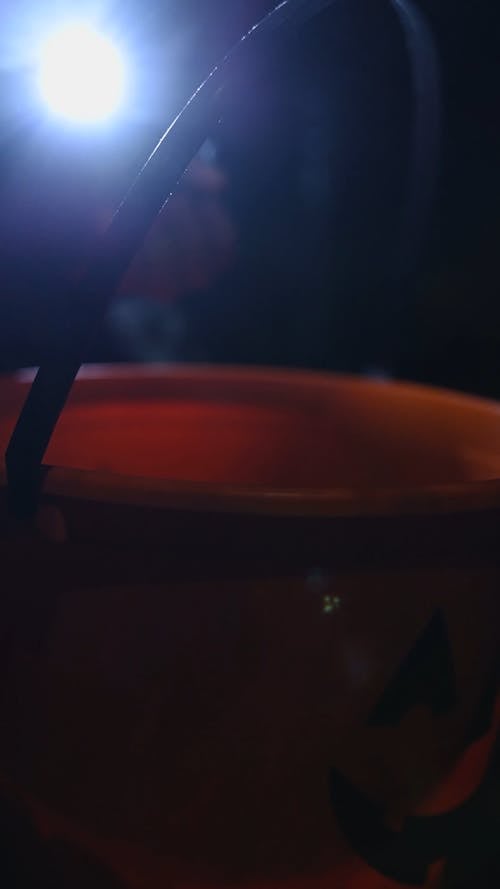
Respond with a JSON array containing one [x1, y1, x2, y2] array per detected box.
[[5, 0, 440, 519]]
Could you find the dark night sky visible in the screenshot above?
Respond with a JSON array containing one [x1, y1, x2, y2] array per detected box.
[[0, 0, 499, 396]]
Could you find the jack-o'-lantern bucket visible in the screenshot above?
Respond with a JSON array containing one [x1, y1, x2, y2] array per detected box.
[[0, 364, 500, 888], [0, 2, 496, 885]]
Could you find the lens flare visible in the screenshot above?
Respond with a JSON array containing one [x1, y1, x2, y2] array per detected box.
[[38, 23, 127, 124]]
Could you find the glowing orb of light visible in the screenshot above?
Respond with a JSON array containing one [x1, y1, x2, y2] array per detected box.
[[38, 23, 127, 124]]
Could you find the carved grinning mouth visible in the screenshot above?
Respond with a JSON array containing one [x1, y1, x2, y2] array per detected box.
[[330, 610, 499, 886]]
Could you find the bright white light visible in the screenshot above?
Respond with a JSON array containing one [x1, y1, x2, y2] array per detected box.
[[38, 23, 127, 124]]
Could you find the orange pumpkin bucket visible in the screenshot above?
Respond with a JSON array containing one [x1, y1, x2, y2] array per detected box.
[[0, 3, 494, 885], [1, 365, 500, 888]]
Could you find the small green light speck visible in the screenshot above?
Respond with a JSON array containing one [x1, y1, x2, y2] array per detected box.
[[323, 595, 341, 615]]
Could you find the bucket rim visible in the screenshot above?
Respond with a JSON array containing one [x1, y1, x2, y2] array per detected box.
[[2, 364, 500, 520]]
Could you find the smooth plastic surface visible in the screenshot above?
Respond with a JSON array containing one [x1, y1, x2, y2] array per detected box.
[[0, 367, 499, 889], [2, 366, 500, 494]]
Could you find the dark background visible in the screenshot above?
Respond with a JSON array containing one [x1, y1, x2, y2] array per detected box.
[[0, 0, 499, 396]]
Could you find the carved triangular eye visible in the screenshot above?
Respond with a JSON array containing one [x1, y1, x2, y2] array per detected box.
[[369, 610, 457, 727]]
